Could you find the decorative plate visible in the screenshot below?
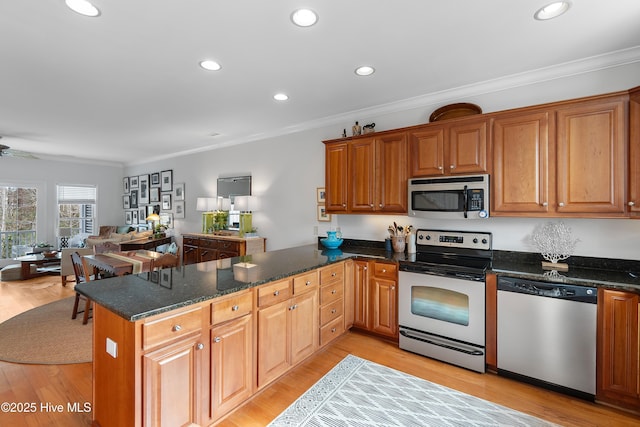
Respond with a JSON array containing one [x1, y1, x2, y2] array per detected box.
[[429, 103, 482, 122]]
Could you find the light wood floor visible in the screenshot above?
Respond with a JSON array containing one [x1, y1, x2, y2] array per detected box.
[[1, 276, 639, 426]]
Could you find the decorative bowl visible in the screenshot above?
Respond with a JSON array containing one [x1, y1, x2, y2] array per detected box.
[[42, 250, 58, 258]]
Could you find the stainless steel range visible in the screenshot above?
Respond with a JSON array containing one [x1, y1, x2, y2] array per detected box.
[[398, 229, 492, 373]]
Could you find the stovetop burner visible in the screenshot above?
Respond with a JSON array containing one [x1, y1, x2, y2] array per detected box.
[[399, 229, 493, 280]]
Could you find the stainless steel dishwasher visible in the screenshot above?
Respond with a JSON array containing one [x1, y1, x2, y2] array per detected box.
[[497, 276, 597, 401]]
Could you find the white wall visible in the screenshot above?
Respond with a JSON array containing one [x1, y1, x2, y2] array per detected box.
[[124, 61, 640, 261], [0, 157, 124, 248]]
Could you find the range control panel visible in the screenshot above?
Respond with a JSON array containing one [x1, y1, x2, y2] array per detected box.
[[415, 229, 492, 250]]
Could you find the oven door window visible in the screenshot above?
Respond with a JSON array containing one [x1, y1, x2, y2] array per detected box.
[[411, 286, 469, 326], [411, 190, 464, 212]]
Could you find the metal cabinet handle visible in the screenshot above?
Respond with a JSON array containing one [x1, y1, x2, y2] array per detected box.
[[306, 280, 311, 286], [379, 204, 383, 208], [391, 286, 396, 291], [231, 305, 239, 311], [331, 272, 337, 277], [213, 337, 221, 343], [449, 165, 455, 169], [331, 289, 337, 294], [370, 204, 374, 207], [382, 268, 387, 273], [629, 201, 636, 207], [274, 290, 279, 296], [542, 202, 548, 207], [289, 304, 298, 311], [438, 166, 443, 170], [558, 202, 565, 207], [172, 325, 182, 332], [196, 343, 204, 350], [331, 328, 337, 333], [331, 309, 337, 314]]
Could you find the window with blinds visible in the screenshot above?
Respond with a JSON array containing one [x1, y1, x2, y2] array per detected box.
[[57, 185, 97, 236]]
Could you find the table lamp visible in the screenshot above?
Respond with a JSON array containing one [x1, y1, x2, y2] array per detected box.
[[235, 195, 257, 237], [57, 228, 72, 249], [145, 213, 161, 236], [196, 197, 216, 233]]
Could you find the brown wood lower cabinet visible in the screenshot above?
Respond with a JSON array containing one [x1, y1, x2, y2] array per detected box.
[[597, 288, 640, 410], [352, 259, 398, 339], [182, 234, 266, 265]]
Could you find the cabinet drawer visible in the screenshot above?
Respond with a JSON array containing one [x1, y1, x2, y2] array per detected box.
[[320, 298, 343, 326], [293, 271, 319, 295], [183, 236, 199, 246], [211, 291, 253, 325], [199, 238, 219, 249], [320, 263, 344, 285], [218, 240, 240, 252], [143, 306, 203, 350], [257, 279, 291, 307], [373, 262, 397, 279], [320, 316, 344, 347], [320, 283, 343, 305]]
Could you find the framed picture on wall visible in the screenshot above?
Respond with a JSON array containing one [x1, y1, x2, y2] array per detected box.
[[160, 213, 173, 229], [132, 210, 138, 224], [139, 208, 146, 224], [130, 176, 139, 189], [161, 170, 173, 192], [174, 183, 185, 201], [317, 205, 330, 222], [125, 211, 132, 225], [151, 172, 161, 187], [150, 187, 160, 203], [130, 190, 138, 209], [123, 195, 130, 209], [139, 174, 150, 205], [124, 177, 130, 194], [162, 193, 172, 210], [174, 200, 185, 218], [317, 187, 326, 203]]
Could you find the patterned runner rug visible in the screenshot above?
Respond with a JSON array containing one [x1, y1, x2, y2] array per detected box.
[[268, 354, 558, 427]]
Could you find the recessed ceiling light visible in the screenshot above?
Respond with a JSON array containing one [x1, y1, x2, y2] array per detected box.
[[355, 66, 375, 76], [291, 9, 318, 27], [65, 0, 101, 17], [534, 1, 571, 20], [200, 60, 221, 71], [273, 93, 289, 101]]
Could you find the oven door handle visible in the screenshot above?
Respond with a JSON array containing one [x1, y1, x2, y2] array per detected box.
[[463, 185, 468, 218], [399, 329, 483, 356]]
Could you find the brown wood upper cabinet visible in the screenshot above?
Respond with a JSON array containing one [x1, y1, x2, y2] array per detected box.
[[409, 116, 488, 177], [629, 86, 640, 216], [492, 94, 628, 217], [324, 132, 407, 214]]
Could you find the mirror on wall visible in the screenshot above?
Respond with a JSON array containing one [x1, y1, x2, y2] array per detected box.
[[218, 176, 251, 230], [217, 176, 251, 201]]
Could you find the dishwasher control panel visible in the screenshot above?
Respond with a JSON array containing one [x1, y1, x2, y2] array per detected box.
[[497, 277, 597, 304]]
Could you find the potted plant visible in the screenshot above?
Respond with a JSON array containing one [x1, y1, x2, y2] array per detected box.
[[32, 242, 53, 254]]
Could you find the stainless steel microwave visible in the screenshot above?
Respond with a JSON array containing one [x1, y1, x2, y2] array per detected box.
[[408, 174, 490, 220]]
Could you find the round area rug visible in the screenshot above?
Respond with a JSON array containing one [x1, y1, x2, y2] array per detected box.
[[0, 297, 92, 364]]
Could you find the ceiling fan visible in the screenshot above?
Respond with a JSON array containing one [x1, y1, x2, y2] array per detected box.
[[0, 136, 38, 159]]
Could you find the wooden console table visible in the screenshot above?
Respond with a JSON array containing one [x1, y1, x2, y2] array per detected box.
[[119, 236, 172, 251]]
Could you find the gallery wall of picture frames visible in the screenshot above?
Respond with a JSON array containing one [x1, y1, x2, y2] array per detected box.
[[123, 169, 185, 227]]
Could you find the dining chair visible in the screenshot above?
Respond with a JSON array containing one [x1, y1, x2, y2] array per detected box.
[[151, 246, 180, 270], [70, 251, 94, 325]]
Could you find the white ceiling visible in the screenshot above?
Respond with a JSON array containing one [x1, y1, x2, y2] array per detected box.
[[1, 0, 639, 165]]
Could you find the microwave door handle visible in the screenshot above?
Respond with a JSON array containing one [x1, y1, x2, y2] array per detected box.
[[463, 185, 468, 218]]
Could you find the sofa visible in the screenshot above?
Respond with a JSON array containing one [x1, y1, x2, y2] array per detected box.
[[83, 225, 152, 249]]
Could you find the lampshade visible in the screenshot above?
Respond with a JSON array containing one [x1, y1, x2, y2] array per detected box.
[[145, 213, 160, 222], [219, 197, 231, 211], [57, 228, 72, 237], [197, 197, 217, 211], [235, 195, 257, 212]]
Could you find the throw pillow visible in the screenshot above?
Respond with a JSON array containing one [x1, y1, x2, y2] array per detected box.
[[167, 242, 178, 255]]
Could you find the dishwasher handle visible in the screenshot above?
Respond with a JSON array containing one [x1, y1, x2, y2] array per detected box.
[[498, 277, 597, 304]]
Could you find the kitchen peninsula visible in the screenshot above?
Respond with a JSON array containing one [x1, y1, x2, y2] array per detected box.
[[76, 244, 365, 426]]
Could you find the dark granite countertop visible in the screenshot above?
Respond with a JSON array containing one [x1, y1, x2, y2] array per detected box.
[[75, 242, 400, 321], [491, 251, 640, 293], [75, 238, 640, 322]]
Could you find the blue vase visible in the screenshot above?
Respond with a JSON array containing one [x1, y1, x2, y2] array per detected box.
[[321, 231, 343, 249]]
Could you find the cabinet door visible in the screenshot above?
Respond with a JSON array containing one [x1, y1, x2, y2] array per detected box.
[[629, 88, 640, 215], [353, 260, 369, 329], [597, 289, 640, 409], [377, 132, 408, 212], [257, 300, 289, 388], [370, 275, 397, 338], [448, 117, 488, 174], [556, 97, 627, 214], [325, 142, 349, 212], [492, 111, 551, 214], [409, 127, 446, 176], [290, 291, 319, 365], [211, 315, 253, 421], [349, 138, 376, 212], [143, 334, 205, 427], [183, 245, 198, 265]]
